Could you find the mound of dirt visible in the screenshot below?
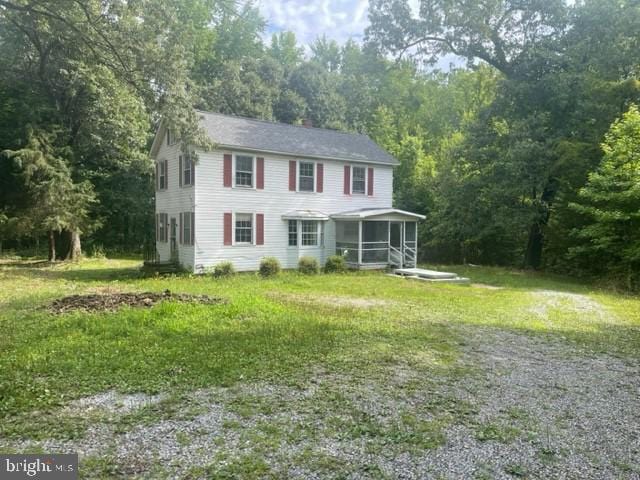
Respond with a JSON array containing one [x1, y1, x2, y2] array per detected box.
[[47, 290, 226, 314]]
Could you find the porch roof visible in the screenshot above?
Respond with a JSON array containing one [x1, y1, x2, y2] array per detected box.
[[281, 209, 330, 221], [331, 208, 426, 221]]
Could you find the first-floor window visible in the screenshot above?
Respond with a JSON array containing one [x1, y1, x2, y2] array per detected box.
[[288, 220, 298, 246], [301, 220, 321, 246], [352, 166, 366, 194], [156, 213, 168, 242], [181, 212, 194, 245], [235, 213, 253, 244]]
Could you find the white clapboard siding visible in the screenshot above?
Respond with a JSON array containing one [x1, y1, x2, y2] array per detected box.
[[154, 137, 196, 269], [191, 149, 394, 272]]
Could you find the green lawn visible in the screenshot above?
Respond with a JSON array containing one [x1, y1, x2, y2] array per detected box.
[[0, 258, 638, 478]]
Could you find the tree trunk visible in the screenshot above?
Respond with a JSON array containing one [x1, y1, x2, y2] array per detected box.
[[65, 230, 82, 261], [524, 222, 544, 269], [48, 230, 56, 262]]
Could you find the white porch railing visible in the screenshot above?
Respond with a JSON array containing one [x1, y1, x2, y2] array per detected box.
[[403, 245, 417, 267], [389, 245, 402, 267]]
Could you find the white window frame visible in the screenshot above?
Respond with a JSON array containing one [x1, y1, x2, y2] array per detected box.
[[182, 212, 194, 245], [233, 153, 256, 189], [167, 128, 177, 146], [297, 160, 316, 193], [288, 220, 323, 248], [181, 152, 194, 187], [157, 213, 168, 243], [158, 160, 167, 190], [288, 219, 298, 247], [233, 212, 254, 245], [351, 165, 367, 195]]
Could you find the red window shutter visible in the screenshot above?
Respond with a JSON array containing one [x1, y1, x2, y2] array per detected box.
[[191, 158, 195, 186], [256, 157, 264, 189], [256, 214, 264, 245], [223, 212, 232, 245], [179, 213, 183, 244], [179, 155, 183, 187], [316, 163, 323, 193], [343, 165, 351, 195], [223, 154, 232, 187], [289, 161, 296, 191], [367, 167, 374, 196]]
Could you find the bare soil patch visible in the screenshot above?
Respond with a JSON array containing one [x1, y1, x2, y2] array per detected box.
[[529, 289, 609, 319], [270, 291, 393, 308], [47, 290, 226, 314]]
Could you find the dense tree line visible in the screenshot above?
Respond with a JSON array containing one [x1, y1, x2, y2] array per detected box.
[[0, 0, 638, 287]]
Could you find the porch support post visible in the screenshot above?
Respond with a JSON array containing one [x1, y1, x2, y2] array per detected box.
[[358, 220, 362, 266], [387, 220, 391, 264], [415, 222, 418, 264]]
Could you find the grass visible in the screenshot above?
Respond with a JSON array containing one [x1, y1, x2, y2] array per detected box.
[[0, 257, 639, 476]]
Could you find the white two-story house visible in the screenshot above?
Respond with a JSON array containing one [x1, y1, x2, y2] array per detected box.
[[149, 111, 425, 272]]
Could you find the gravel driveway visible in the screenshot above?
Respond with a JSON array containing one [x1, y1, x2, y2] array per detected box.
[[3, 294, 639, 479]]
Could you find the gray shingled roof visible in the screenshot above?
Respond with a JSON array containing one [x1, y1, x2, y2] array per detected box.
[[197, 111, 398, 165]]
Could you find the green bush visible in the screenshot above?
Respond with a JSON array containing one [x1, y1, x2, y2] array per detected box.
[[324, 254, 347, 273], [259, 257, 281, 277], [298, 256, 319, 274], [212, 261, 235, 278]]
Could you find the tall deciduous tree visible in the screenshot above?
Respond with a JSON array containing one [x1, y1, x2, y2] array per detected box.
[[570, 105, 640, 289]]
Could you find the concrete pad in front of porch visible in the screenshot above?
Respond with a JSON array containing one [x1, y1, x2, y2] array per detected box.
[[393, 267, 470, 283]]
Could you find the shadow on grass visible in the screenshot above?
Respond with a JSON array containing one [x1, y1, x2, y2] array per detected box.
[[0, 263, 145, 283], [424, 263, 596, 294]]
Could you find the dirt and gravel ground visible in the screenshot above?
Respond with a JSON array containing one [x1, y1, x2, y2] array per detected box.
[[46, 290, 226, 314], [3, 288, 639, 478]]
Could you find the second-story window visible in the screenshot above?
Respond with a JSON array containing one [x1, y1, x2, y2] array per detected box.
[[235, 155, 254, 187], [352, 166, 366, 194], [180, 153, 194, 187], [299, 161, 315, 192], [157, 160, 167, 190]]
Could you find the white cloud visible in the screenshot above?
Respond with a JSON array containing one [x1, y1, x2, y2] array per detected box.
[[258, 0, 370, 49], [257, 0, 463, 70]]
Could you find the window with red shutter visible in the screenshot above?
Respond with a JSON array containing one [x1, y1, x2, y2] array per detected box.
[[289, 161, 296, 191], [256, 214, 264, 245], [343, 165, 351, 195], [256, 157, 264, 189], [223, 154, 232, 187], [223, 213, 232, 245], [316, 163, 323, 193]]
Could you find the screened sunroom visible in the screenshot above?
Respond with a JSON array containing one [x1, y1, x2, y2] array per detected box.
[[332, 208, 425, 269]]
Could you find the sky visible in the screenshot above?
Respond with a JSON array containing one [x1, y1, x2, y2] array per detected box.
[[255, 0, 461, 70], [256, 0, 420, 48]]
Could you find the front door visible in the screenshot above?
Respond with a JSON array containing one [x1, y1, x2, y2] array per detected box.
[[170, 217, 177, 259], [390, 221, 403, 267]]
